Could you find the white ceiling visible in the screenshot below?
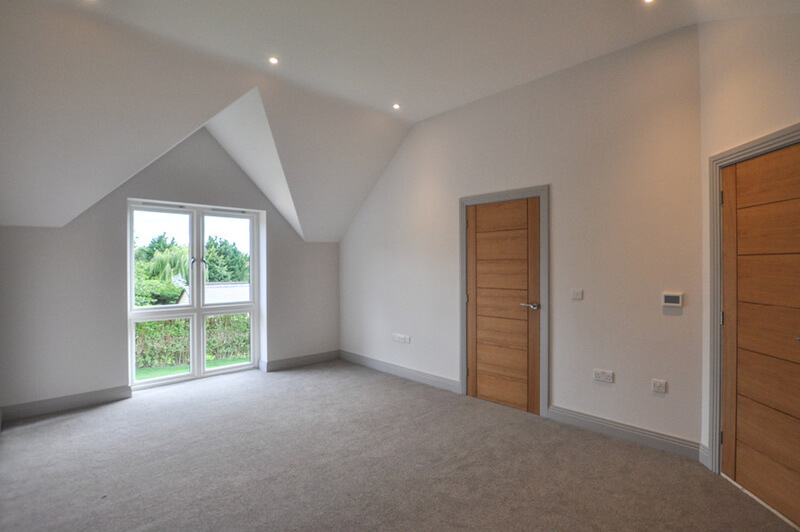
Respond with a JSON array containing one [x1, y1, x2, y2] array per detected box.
[[51, 0, 800, 122], [4, 1, 800, 240], [0, 1, 407, 241]]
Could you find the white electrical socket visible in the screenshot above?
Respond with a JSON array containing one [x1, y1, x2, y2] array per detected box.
[[391, 333, 411, 344], [652, 378, 667, 394], [593, 368, 614, 383]]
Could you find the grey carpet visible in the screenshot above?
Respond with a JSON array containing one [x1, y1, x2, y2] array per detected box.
[[0, 360, 793, 531]]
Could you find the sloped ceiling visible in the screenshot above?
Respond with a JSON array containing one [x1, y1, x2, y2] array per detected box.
[[3, 1, 800, 240], [43, 0, 800, 122], [0, 1, 408, 241]]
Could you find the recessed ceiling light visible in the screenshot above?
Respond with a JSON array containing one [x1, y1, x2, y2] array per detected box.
[[392, 103, 401, 110], [268, 56, 279, 65], [643, 0, 654, 3]]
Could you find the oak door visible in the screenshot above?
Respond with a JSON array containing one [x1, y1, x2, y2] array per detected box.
[[721, 141, 800, 526], [467, 198, 540, 413]]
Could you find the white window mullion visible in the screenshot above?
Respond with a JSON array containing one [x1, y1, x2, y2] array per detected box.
[[191, 207, 203, 378]]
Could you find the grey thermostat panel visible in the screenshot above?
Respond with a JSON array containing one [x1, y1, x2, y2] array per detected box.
[[662, 292, 683, 307]]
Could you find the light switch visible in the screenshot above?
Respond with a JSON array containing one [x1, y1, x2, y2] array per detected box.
[[662, 292, 683, 307], [571, 289, 584, 301]]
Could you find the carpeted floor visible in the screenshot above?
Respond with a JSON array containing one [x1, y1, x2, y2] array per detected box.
[[0, 360, 793, 531]]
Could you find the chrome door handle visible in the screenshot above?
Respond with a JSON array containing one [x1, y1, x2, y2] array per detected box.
[[520, 303, 540, 310]]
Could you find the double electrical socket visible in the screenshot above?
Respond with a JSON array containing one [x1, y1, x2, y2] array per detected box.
[[392, 333, 411, 344], [593, 368, 614, 383], [592, 368, 667, 392]]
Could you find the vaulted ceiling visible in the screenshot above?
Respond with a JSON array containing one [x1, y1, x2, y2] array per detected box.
[[3, 0, 800, 241]]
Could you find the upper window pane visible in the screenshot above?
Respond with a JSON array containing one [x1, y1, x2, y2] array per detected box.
[[203, 216, 251, 305], [133, 210, 192, 307]]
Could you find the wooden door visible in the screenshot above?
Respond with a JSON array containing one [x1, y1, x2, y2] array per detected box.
[[467, 198, 540, 413], [721, 141, 800, 526]]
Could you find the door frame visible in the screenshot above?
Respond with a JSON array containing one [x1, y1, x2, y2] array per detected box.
[[459, 185, 550, 416], [708, 122, 800, 474]]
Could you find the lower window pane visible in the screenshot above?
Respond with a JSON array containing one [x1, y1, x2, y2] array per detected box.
[[135, 318, 191, 381], [205, 313, 251, 370]]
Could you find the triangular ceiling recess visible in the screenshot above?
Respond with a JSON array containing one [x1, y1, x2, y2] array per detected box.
[[205, 88, 304, 239]]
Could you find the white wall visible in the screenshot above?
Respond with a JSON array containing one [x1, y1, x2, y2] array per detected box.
[[698, 15, 800, 445], [341, 28, 703, 441], [0, 128, 339, 407]]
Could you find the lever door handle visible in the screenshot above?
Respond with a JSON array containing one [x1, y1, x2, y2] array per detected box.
[[520, 303, 540, 310]]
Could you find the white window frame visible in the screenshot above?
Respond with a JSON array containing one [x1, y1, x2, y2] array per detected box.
[[127, 199, 262, 390]]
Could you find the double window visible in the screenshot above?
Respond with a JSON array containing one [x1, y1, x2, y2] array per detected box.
[[128, 200, 260, 388]]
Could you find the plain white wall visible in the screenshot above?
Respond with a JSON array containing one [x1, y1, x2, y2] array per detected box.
[[341, 28, 703, 441], [0, 128, 339, 407], [698, 15, 800, 446]]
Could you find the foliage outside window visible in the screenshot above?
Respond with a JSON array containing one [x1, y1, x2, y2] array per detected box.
[[134, 233, 250, 306], [205, 313, 250, 366], [134, 314, 250, 378]]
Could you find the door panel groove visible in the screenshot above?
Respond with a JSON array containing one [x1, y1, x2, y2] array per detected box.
[[476, 370, 526, 383], [735, 252, 800, 257], [736, 392, 800, 426], [738, 348, 800, 418], [476, 228, 531, 234], [736, 197, 800, 210], [736, 394, 800, 474], [476, 230, 527, 260]]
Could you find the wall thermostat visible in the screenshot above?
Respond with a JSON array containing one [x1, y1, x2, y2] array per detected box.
[[662, 292, 683, 307]]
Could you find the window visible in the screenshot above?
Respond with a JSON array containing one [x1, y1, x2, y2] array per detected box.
[[128, 200, 260, 388]]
